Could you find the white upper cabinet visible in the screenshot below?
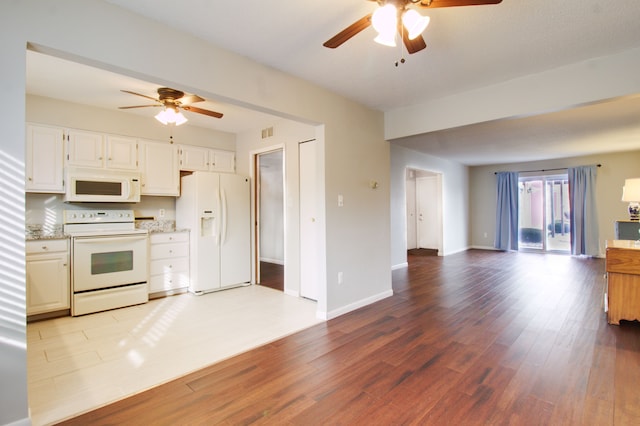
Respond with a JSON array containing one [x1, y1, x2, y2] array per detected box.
[[67, 130, 137, 170], [179, 145, 209, 171], [139, 140, 180, 196], [66, 129, 104, 168], [179, 144, 235, 173], [105, 135, 138, 170], [210, 150, 235, 173], [26, 124, 65, 193]]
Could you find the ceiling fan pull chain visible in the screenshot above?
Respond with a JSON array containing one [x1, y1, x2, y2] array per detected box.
[[396, 23, 406, 67]]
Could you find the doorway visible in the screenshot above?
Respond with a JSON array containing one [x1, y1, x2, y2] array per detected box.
[[406, 168, 443, 256], [254, 149, 285, 291], [518, 174, 570, 253]]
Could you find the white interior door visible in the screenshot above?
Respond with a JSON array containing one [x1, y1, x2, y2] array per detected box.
[[416, 176, 439, 250], [406, 171, 417, 250], [299, 140, 319, 301]]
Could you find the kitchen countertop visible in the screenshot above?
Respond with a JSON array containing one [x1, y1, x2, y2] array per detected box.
[[135, 219, 189, 234], [26, 224, 68, 241], [148, 228, 190, 234], [26, 233, 69, 241], [26, 222, 189, 240]]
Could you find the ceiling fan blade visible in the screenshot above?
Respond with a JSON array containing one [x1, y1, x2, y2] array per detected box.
[[323, 14, 373, 48], [120, 90, 159, 102], [403, 32, 427, 54], [418, 0, 502, 7], [182, 105, 223, 119], [118, 104, 162, 109], [179, 94, 205, 105]]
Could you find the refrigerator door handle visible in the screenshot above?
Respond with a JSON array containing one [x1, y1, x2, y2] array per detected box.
[[220, 187, 228, 246]]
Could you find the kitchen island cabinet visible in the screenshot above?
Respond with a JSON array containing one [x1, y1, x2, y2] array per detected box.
[[26, 238, 69, 316]]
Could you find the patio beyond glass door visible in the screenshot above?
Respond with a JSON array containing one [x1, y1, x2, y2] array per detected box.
[[518, 174, 570, 253]]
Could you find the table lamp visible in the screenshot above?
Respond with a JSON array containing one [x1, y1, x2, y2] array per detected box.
[[622, 178, 640, 221]]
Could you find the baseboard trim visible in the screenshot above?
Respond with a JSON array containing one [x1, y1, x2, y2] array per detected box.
[[284, 288, 299, 297], [325, 289, 394, 320], [469, 245, 499, 251], [259, 258, 284, 265], [392, 262, 408, 270]]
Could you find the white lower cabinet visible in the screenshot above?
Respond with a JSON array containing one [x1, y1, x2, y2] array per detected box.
[[149, 232, 190, 295], [26, 239, 70, 315]]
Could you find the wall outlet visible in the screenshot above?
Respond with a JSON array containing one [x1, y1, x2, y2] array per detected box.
[[483, 232, 488, 238], [159, 209, 165, 218], [338, 271, 343, 285]]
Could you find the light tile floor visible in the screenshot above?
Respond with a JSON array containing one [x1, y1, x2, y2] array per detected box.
[[27, 285, 321, 426]]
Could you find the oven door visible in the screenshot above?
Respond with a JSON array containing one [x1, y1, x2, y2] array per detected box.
[[72, 233, 148, 292]]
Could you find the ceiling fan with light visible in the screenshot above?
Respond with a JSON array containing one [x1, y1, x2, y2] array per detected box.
[[119, 87, 223, 126], [323, 0, 502, 55]]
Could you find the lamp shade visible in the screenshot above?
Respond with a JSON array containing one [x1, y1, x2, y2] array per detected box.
[[622, 178, 640, 202]]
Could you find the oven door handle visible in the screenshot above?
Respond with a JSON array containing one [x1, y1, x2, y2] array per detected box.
[[74, 234, 148, 245]]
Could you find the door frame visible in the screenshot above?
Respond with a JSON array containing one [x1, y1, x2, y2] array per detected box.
[[250, 144, 286, 286], [406, 168, 443, 256]]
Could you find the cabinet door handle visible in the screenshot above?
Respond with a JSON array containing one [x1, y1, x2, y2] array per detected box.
[[41, 246, 48, 250]]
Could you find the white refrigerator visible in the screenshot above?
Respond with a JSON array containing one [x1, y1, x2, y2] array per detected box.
[[176, 171, 251, 294]]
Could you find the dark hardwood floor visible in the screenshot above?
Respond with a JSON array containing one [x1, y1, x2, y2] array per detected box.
[[258, 261, 284, 292], [57, 250, 640, 425]]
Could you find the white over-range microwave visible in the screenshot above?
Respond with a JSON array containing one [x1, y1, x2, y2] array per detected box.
[[64, 167, 141, 203]]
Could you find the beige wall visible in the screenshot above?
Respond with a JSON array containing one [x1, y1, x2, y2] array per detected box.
[[470, 150, 640, 255]]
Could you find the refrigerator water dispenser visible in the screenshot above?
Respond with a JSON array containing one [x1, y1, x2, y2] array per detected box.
[[201, 210, 216, 237]]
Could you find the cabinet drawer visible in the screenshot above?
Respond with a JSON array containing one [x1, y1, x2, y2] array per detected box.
[[150, 232, 188, 244], [149, 271, 190, 293], [26, 239, 68, 254], [150, 258, 189, 276], [606, 247, 640, 274], [150, 242, 188, 260]]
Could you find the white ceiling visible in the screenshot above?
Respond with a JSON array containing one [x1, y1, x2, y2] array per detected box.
[[26, 0, 640, 165]]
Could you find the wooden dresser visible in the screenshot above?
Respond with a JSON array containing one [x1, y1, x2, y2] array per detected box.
[[606, 240, 640, 324]]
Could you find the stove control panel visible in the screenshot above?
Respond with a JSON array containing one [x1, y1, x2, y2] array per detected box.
[[63, 209, 135, 224]]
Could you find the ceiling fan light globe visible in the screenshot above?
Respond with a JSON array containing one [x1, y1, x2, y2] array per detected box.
[[372, 4, 397, 35], [174, 112, 188, 126], [374, 32, 397, 47], [155, 107, 188, 125], [402, 10, 430, 40], [164, 107, 179, 122], [154, 110, 169, 125]]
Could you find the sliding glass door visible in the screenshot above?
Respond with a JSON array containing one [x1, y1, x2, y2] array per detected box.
[[518, 174, 570, 253]]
